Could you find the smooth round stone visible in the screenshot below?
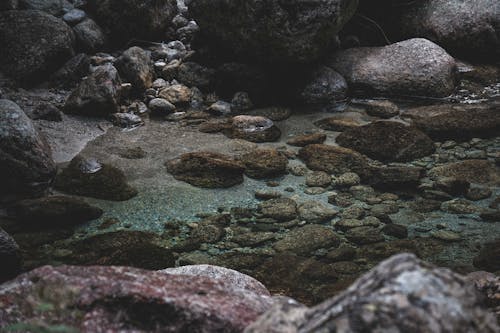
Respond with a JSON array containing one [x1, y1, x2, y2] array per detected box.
[[431, 230, 462, 242], [63, 9, 87, 25]]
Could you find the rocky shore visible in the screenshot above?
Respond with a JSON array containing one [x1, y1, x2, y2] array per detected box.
[[0, 0, 499, 331]]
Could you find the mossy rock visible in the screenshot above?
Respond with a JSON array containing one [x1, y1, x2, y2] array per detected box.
[[54, 156, 137, 201]]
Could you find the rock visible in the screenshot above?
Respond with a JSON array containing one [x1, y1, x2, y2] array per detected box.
[[335, 218, 364, 231], [244, 298, 308, 333], [301, 66, 348, 105], [480, 210, 500, 222], [298, 144, 369, 176], [399, 0, 500, 61], [116, 46, 154, 92], [110, 112, 144, 129], [176, 62, 215, 88], [7, 196, 103, 228], [337, 121, 435, 162], [274, 225, 339, 255], [298, 201, 338, 223], [208, 101, 232, 115], [0, 10, 75, 84], [326, 244, 357, 262], [345, 226, 384, 245], [50, 53, 90, 87], [428, 160, 500, 186], [231, 92, 253, 112], [64, 64, 122, 116], [0, 264, 273, 331], [149, 98, 176, 115], [465, 271, 500, 320], [244, 107, 292, 121], [328, 38, 457, 97], [305, 171, 332, 187], [227, 115, 281, 143], [382, 224, 408, 239], [240, 149, 288, 179], [18, 0, 65, 15], [86, 0, 177, 46], [0, 0, 18, 11], [466, 187, 493, 201], [403, 104, 500, 141], [0, 100, 56, 199], [73, 18, 107, 53], [431, 230, 462, 242], [441, 199, 480, 215], [474, 240, 500, 272], [367, 165, 423, 189], [63, 8, 86, 25], [314, 117, 362, 131], [158, 84, 192, 106], [54, 156, 137, 201], [166, 152, 245, 188], [259, 198, 297, 221], [0, 227, 21, 283], [434, 177, 470, 196], [31, 103, 63, 122], [247, 254, 499, 332], [359, 99, 399, 118], [161, 265, 271, 295], [331, 172, 360, 187], [286, 133, 326, 147], [190, 0, 359, 64], [255, 190, 281, 200]]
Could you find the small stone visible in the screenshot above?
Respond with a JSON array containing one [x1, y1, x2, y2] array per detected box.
[[255, 190, 282, 200], [360, 99, 400, 118], [314, 117, 362, 131], [441, 199, 479, 214], [149, 98, 176, 115], [332, 172, 361, 187], [208, 101, 232, 115], [231, 92, 253, 112], [159, 84, 192, 105], [431, 230, 462, 242], [287, 133, 327, 147], [306, 171, 332, 187], [259, 198, 297, 221], [273, 224, 340, 255], [346, 226, 384, 245], [298, 201, 338, 223], [466, 187, 493, 201], [382, 224, 408, 239]]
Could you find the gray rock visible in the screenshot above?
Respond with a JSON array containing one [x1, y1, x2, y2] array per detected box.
[[64, 64, 122, 116], [116, 46, 154, 92], [260, 198, 297, 221], [73, 18, 107, 53], [0, 0, 18, 10], [19, 0, 65, 16], [328, 38, 457, 97], [63, 8, 86, 25], [297, 201, 338, 223], [0, 227, 21, 283], [50, 53, 90, 87], [176, 62, 214, 88], [0, 100, 56, 199], [190, 0, 359, 64], [273, 224, 339, 255], [148, 98, 176, 115], [0, 10, 75, 84], [399, 0, 500, 61], [301, 66, 347, 105]]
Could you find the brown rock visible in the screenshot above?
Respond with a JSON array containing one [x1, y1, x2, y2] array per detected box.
[[298, 144, 369, 176], [239, 149, 288, 179], [286, 133, 326, 147]]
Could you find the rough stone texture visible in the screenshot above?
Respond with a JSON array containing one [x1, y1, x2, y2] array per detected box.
[[54, 156, 138, 201], [259, 198, 298, 221], [301, 66, 348, 105], [367, 165, 423, 189], [166, 152, 245, 188], [0, 99, 56, 199], [286, 133, 326, 147], [336, 121, 435, 162], [473, 240, 500, 272], [239, 149, 288, 179], [18, 0, 65, 15], [227, 116, 281, 143], [399, 0, 500, 61], [403, 103, 500, 141], [466, 271, 500, 320], [0, 227, 21, 283], [73, 18, 107, 53], [64, 64, 122, 116], [273, 225, 339, 255], [246, 254, 499, 332], [190, 0, 359, 64], [0, 265, 274, 332], [298, 144, 369, 177], [87, 0, 177, 46], [328, 38, 457, 97], [161, 265, 270, 296], [0, 10, 75, 84], [297, 201, 338, 223], [7, 196, 103, 228], [428, 160, 500, 186], [116, 46, 154, 92], [314, 117, 362, 132]]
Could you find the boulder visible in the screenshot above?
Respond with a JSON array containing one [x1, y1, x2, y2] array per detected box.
[[54, 156, 138, 201], [428, 160, 500, 186], [399, 0, 500, 61], [402, 103, 500, 141], [328, 38, 457, 97], [0, 227, 21, 283], [115, 46, 154, 92], [298, 144, 369, 176], [0, 10, 75, 84], [190, 0, 359, 64], [246, 253, 499, 332], [301, 66, 348, 105], [239, 149, 288, 179], [166, 152, 245, 188], [227, 115, 281, 143], [73, 18, 107, 53], [0, 265, 273, 331], [0, 100, 56, 199], [86, 0, 177, 46], [336, 121, 436, 162], [64, 64, 122, 116], [8, 196, 103, 228]]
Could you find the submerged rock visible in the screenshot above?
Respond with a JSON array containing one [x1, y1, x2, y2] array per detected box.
[[166, 152, 245, 188], [286, 133, 326, 147], [0, 227, 21, 283], [54, 156, 138, 201], [246, 253, 499, 332], [428, 160, 500, 186], [227, 115, 281, 143], [298, 144, 369, 176], [336, 121, 435, 162], [64, 64, 122, 116], [0, 100, 56, 199], [0, 264, 273, 331], [297, 201, 338, 223], [240, 149, 288, 179], [0, 10, 75, 84], [274, 224, 340, 255], [259, 198, 298, 221], [328, 38, 457, 97], [474, 240, 500, 272], [190, 0, 359, 64]]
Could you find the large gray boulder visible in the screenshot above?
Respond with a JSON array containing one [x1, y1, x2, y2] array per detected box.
[[246, 253, 499, 332], [0, 100, 56, 199], [189, 0, 359, 64], [86, 0, 177, 46], [399, 0, 500, 61], [0, 10, 75, 84], [328, 38, 457, 97]]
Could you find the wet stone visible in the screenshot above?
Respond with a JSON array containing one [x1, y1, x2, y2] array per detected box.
[[431, 230, 462, 242], [287, 133, 327, 147], [273, 224, 340, 255], [259, 198, 298, 221], [346, 226, 384, 245], [305, 171, 332, 187], [297, 201, 338, 223]]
